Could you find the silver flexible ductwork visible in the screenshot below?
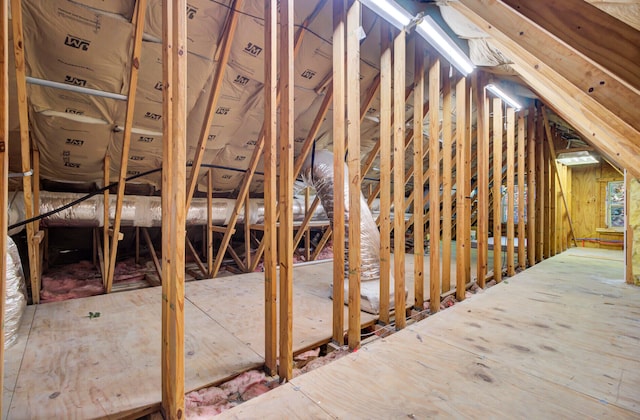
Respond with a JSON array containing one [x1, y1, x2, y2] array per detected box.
[[5, 237, 27, 348], [8, 191, 327, 231], [301, 150, 404, 314]]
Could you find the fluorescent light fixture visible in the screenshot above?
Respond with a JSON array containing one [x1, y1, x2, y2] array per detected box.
[[486, 84, 522, 110], [415, 16, 475, 76], [556, 151, 599, 166], [359, 0, 412, 30]]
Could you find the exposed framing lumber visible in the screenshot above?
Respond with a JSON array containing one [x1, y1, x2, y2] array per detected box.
[[455, 75, 470, 300], [506, 107, 515, 276], [549, 149, 557, 256], [464, 79, 472, 285], [263, 0, 278, 375], [413, 39, 425, 310], [10, 0, 40, 303], [0, 0, 9, 412], [526, 105, 535, 267], [332, 0, 347, 346], [161, 0, 186, 416], [244, 195, 251, 271], [543, 134, 551, 259], [475, 72, 489, 286], [541, 106, 579, 247], [451, 1, 640, 178], [207, 168, 214, 276], [625, 171, 633, 285], [186, 237, 207, 276], [142, 227, 162, 283], [535, 103, 544, 262], [103, 155, 110, 286], [378, 22, 392, 324], [428, 54, 441, 314], [393, 29, 406, 330], [517, 112, 526, 268], [304, 187, 311, 260], [278, 0, 294, 380], [106, 0, 147, 293], [346, 0, 362, 346], [492, 97, 503, 281], [185, 0, 243, 211], [441, 65, 453, 294]]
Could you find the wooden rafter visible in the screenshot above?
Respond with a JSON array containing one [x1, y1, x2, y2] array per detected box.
[[106, 0, 148, 293]]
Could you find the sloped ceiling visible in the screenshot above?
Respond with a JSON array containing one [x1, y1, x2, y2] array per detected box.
[[7, 0, 640, 196]]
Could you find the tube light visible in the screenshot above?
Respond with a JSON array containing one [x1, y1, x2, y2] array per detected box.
[[359, 0, 412, 30], [556, 151, 599, 166], [415, 16, 475, 76], [486, 84, 522, 110]]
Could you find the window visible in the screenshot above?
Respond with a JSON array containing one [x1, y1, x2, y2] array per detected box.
[[606, 181, 625, 229]]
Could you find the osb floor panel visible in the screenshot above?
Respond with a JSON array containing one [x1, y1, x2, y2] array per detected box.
[[3, 261, 378, 419], [217, 248, 640, 419]]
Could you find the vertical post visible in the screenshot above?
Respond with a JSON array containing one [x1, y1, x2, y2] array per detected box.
[[33, 148, 39, 230], [625, 171, 633, 284], [543, 134, 551, 259], [413, 38, 425, 310], [244, 196, 251, 271], [207, 168, 214, 276], [346, 0, 362, 345], [263, 0, 278, 375], [378, 22, 392, 324], [549, 148, 557, 256], [332, 0, 346, 345], [305, 187, 311, 261], [517, 112, 526, 268], [475, 73, 489, 286], [278, 0, 294, 380], [428, 54, 441, 313], [506, 107, 515, 276], [0, 0, 9, 413], [161, 0, 186, 417], [455, 75, 468, 300], [526, 105, 536, 267], [464, 81, 472, 284], [393, 29, 406, 330], [103, 155, 110, 286], [492, 98, 503, 282], [441, 65, 453, 294], [535, 103, 545, 262]]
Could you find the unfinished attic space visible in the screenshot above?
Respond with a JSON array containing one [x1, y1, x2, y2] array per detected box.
[[0, 0, 639, 418]]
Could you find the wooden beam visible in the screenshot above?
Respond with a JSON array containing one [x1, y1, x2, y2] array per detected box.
[[346, 0, 362, 346], [332, 0, 346, 346], [455, 75, 469, 300], [106, 0, 147, 293], [278, 0, 294, 380], [542, 106, 579, 247], [502, 0, 640, 93], [535, 103, 545, 262], [475, 72, 489, 286], [464, 79, 472, 286], [161, 0, 186, 417], [263, 0, 278, 376], [625, 172, 633, 285], [526, 104, 536, 267], [428, 54, 441, 313], [517, 111, 526, 268], [393, 29, 406, 330], [10, 0, 40, 303], [207, 169, 214, 276], [506, 107, 515, 276], [103, 155, 110, 286], [413, 38, 425, 310], [292, 191, 321, 252], [304, 188, 311, 261], [549, 147, 557, 257], [142, 227, 163, 284], [441, 65, 453, 294], [543, 134, 551, 259], [492, 98, 503, 281], [185, 0, 243, 211], [451, 1, 640, 178], [378, 22, 392, 325], [186, 237, 207, 276], [244, 195, 251, 271], [0, 1, 9, 413]]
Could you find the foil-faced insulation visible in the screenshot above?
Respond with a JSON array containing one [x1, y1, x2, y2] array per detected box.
[[5, 237, 27, 348], [301, 150, 405, 314]]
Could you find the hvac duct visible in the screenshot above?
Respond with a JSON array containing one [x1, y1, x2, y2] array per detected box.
[[301, 150, 405, 314], [5, 237, 27, 348]]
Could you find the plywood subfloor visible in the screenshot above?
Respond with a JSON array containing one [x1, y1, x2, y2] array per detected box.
[[3, 261, 377, 419], [217, 248, 640, 419]]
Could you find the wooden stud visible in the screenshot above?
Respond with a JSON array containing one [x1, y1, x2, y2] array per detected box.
[[541, 107, 579, 247], [186, 0, 243, 211], [186, 237, 207, 276], [526, 105, 536, 267], [549, 147, 557, 256], [346, 0, 362, 345], [428, 54, 441, 314], [475, 73, 489, 286], [535, 104, 545, 262], [10, 0, 40, 303], [378, 22, 392, 324], [625, 171, 633, 284], [0, 0, 8, 412], [464, 79, 472, 285], [278, 0, 294, 380], [292, 190, 320, 251], [33, 148, 39, 230], [263, 0, 277, 370], [207, 169, 214, 276], [161, 0, 186, 417], [393, 29, 406, 330], [142, 227, 163, 284], [506, 107, 515, 276], [543, 134, 551, 259], [106, 0, 148, 293], [517, 112, 526, 268], [413, 38, 425, 310], [305, 187, 311, 261], [103, 155, 110, 286], [441, 65, 453, 294], [244, 194, 251, 271], [455, 75, 469, 299], [332, 0, 346, 346], [492, 98, 503, 281]]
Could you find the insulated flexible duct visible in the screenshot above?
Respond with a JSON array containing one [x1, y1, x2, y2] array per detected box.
[[5, 237, 27, 348], [301, 150, 404, 314]]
